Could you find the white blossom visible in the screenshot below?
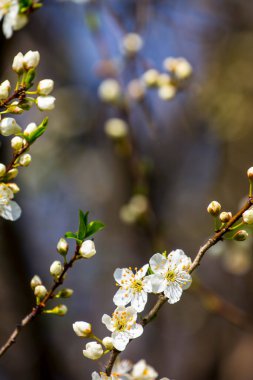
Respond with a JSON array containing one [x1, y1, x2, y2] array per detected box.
[[83, 342, 103, 360], [0, 183, 21, 221], [113, 265, 152, 312], [146, 250, 192, 304], [0, 0, 28, 39], [91, 372, 118, 380], [131, 359, 158, 380], [102, 306, 143, 351]]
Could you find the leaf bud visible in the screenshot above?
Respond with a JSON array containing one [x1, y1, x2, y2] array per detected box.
[[19, 153, 32, 167], [207, 201, 221, 216], [12, 52, 25, 74], [233, 230, 249, 241], [44, 304, 68, 316], [83, 342, 103, 360], [242, 209, 253, 225], [219, 211, 232, 223], [34, 284, 47, 298], [57, 237, 69, 256], [30, 275, 42, 290], [79, 240, 96, 259], [50, 260, 63, 278], [102, 337, 114, 350], [73, 321, 92, 337], [23, 50, 40, 70]]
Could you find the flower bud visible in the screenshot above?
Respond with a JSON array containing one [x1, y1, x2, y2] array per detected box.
[[104, 118, 128, 139], [12, 52, 25, 74], [142, 69, 159, 87], [163, 57, 192, 80], [127, 79, 145, 101], [73, 321, 92, 337], [0, 118, 22, 136], [57, 237, 69, 255], [36, 96, 56, 111], [158, 85, 176, 101], [83, 342, 103, 360], [219, 211, 232, 223], [102, 337, 114, 350], [19, 153, 32, 167], [242, 209, 253, 224], [7, 103, 24, 114], [0, 80, 11, 100], [6, 168, 18, 180], [98, 79, 121, 103], [11, 136, 24, 151], [79, 240, 96, 259], [50, 260, 63, 277], [30, 275, 42, 290], [24, 122, 37, 137], [56, 288, 73, 298], [23, 50, 40, 70], [233, 230, 248, 241], [121, 33, 143, 56], [37, 79, 54, 96], [0, 163, 6, 177], [157, 73, 172, 87], [7, 183, 20, 194], [247, 167, 253, 180], [44, 304, 68, 316], [34, 284, 47, 298], [207, 201, 221, 217]]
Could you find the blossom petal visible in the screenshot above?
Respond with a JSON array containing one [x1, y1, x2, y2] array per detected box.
[[102, 314, 114, 332], [128, 323, 143, 339], [168, 249, 191, 271], [0, 201, 21, 221], [114, 268, 133, 286], [131, 291, 147, 312], [112, 331, 129, 351], [176, 271, 192, 290], [135, 264, 149, 280], [113, 287, 132, 307], [145, 274, 166, 293], [149, 253, 168, 275], [164, 283, 183, 304]]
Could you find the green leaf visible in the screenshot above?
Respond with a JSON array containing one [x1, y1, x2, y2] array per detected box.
[[65, 232, 77, 239], [19, 0, 33, 13], [24, 68, 36, 89], [77, 210, 89, 240], [26, 117, 48, 144], [85, 220, 105, 238]]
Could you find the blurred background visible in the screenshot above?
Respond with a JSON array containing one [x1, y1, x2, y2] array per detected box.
[[1, 0, 253, 379]]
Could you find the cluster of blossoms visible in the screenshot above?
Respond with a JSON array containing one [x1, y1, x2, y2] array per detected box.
[[0, 50, 55, 220], [73, 249, 191, 377], [92, 358, 171, 380], [207, 168, 253, 242], [0, 0, 42, 38]]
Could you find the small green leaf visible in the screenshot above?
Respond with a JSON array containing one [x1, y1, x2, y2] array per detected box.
[[24, 68, 36, 89], [86, 220, 105, 238], [147, 266, 153, 275], [77, 210, 89, 240], [65, 231, 77, 239], [26, 117, 48, 143]]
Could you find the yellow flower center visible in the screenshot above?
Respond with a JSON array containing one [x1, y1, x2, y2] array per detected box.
[[112, 311, 133, 331], [166, 270, 176, 282], [131, 279, 143, 293]]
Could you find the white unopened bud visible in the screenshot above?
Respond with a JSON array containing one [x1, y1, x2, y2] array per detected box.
[[0, 118, 22, 136], [242, 209, 253, 224], [142, 69, 159, 87], [158, 85, 176, 101], [247, 167, 253, 180], [7, 183, 20, 194], [19, 153, 32, 167], [102, 337, 114, 350], [79, 240, 96, 259], [11, 136, 24, 151], [104, 118, 128, 139], [23, 50, 40, 70], [36, 96, 56, 111], [30, 275, 42, 290], [50, 260, 63, 277], [37, 79, 54, 96], [73, 321, 92, 337], [0, 163, 6, 177], [164, 57, 192, 80], [207, 201, 221, 217], [219, 211, 232, 223], [83, 342, 103, 360], [98, 79, 121, 103], [57, 238, 69, 255], [122, 33, 143, 56], [157, 73, 172, 87], [34, 285, 47, 298], [24, 122, 37, 136], [0, 80, 11, 100], [12, 52, 25, 74]]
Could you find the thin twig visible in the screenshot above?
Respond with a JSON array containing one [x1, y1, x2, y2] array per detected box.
[[105, 196, 253, 375], [0, 244, 80, 358]]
